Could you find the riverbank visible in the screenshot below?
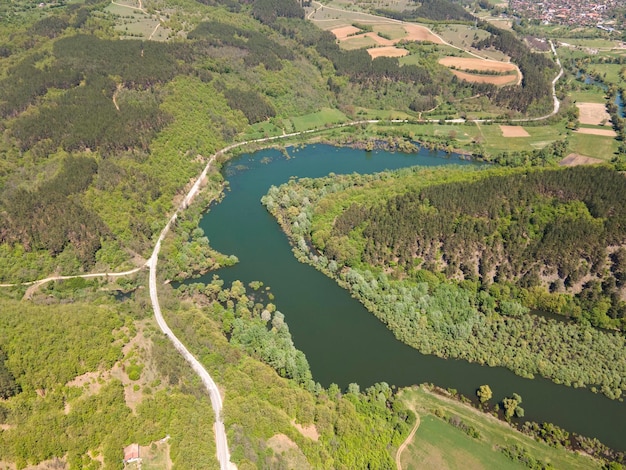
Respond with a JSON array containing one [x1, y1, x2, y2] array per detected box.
[[399, 385, 604, 469]]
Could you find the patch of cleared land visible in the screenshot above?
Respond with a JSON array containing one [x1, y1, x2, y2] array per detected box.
[[403, 24, 444, 43], [500, 125, 530, 137], [559, 154, 605, 166], [292, 419, 320, 441], [576, 102, 611, 126], [368, 46, 409, 58], [439, 57, 518, 73], [330, 25, 362, 40], [450, 70, 519, 85], [267, 434, 311, 469], [329, 21, 444, 53], [124, 439, 172, 470], [439, 57, 519, 85], [575, 127, 617, 137]]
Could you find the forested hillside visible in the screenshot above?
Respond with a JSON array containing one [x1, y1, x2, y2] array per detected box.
[[264, 165, 626, 399], [328, 166, 626, 329]]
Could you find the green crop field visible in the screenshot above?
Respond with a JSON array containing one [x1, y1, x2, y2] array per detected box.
[[568, 132, 619, 160], [400, 387, 601, 470], [476, 122, 566, 154]]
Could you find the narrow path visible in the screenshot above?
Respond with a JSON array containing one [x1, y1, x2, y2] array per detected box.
[[396, 408, 421, 470], [111, 0, 145, 12], [0, 266, 145, 288], [112, 83, 122, 111]]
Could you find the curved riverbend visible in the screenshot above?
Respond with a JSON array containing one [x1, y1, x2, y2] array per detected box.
[[194, 144, 626, 451]]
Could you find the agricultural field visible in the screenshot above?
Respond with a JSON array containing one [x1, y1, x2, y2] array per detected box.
[[576, 102, 611, 126], [567, 132, 619, 160], [368, 46, 409, 58], [439, 56, 520, 85], [499, 125, 530, 137], [328, 21, 444, 56], [475, 122, 566, 154], [400, 386, 601, 470]]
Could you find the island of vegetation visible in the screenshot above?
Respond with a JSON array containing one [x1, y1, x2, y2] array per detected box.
[[0, 0, 625, 467]]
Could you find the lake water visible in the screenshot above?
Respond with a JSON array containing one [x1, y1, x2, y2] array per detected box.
[[192, 144, 626, 450]]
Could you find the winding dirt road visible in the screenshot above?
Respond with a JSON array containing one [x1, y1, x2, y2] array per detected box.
[[396, 408, 421, 470]]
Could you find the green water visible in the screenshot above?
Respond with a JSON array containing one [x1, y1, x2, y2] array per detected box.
[[194, 144, 625, 451]]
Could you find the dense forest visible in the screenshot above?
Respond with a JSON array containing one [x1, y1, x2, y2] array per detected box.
[[263, 166, 626, 399], [327, 166, 626, 329]]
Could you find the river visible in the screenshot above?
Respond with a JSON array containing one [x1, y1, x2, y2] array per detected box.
[[192, 143, 625, 451]]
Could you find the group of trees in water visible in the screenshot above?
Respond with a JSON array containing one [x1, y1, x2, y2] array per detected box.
[[263, 165, 626, 400]]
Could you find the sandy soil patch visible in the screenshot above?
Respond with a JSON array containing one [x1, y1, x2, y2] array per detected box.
[[368, 46, 409, 58], [403, 24, 444, 44], [575, 127, 617, 137], [330, 25, 362, 40], [439, 56, 517, 72], [267, 434, 311, 469], [577, 102, 611, 126], [449, 69, 518, 85], [500, 125, 530, 137], [559, 153, 605, 166], [292, 419, 319, 441], [267, 434, 298, 452]]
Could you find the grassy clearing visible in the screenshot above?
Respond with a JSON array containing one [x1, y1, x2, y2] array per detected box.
[[586, 63, 625, 84], [341, 35, 378, 50], [569, 89, 607, 104], [555, 38, 621, 49], [477, 122, 566, 154], [374, 23, 408, 40], [400, 386, 601, 470], [356, 108, 416, 120], [241, 121, 284, 140], [403, 414, 523, 470], [436, 24, 490, 51], [285, 108, 348, 132], [567, 132, 618, 160]]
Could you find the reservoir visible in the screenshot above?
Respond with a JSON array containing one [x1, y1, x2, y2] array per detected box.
[[193, 144, 626, 451]]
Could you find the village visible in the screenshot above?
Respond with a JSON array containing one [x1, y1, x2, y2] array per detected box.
[[509, 0, 623, 29]]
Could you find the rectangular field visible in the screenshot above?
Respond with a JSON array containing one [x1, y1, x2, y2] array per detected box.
[[477, 122, 565, 154], [576, 102, 611, 126], [567, 133, 618, 160]]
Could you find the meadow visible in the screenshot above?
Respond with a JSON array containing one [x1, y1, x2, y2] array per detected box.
[[400, 386, 601, 470]]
